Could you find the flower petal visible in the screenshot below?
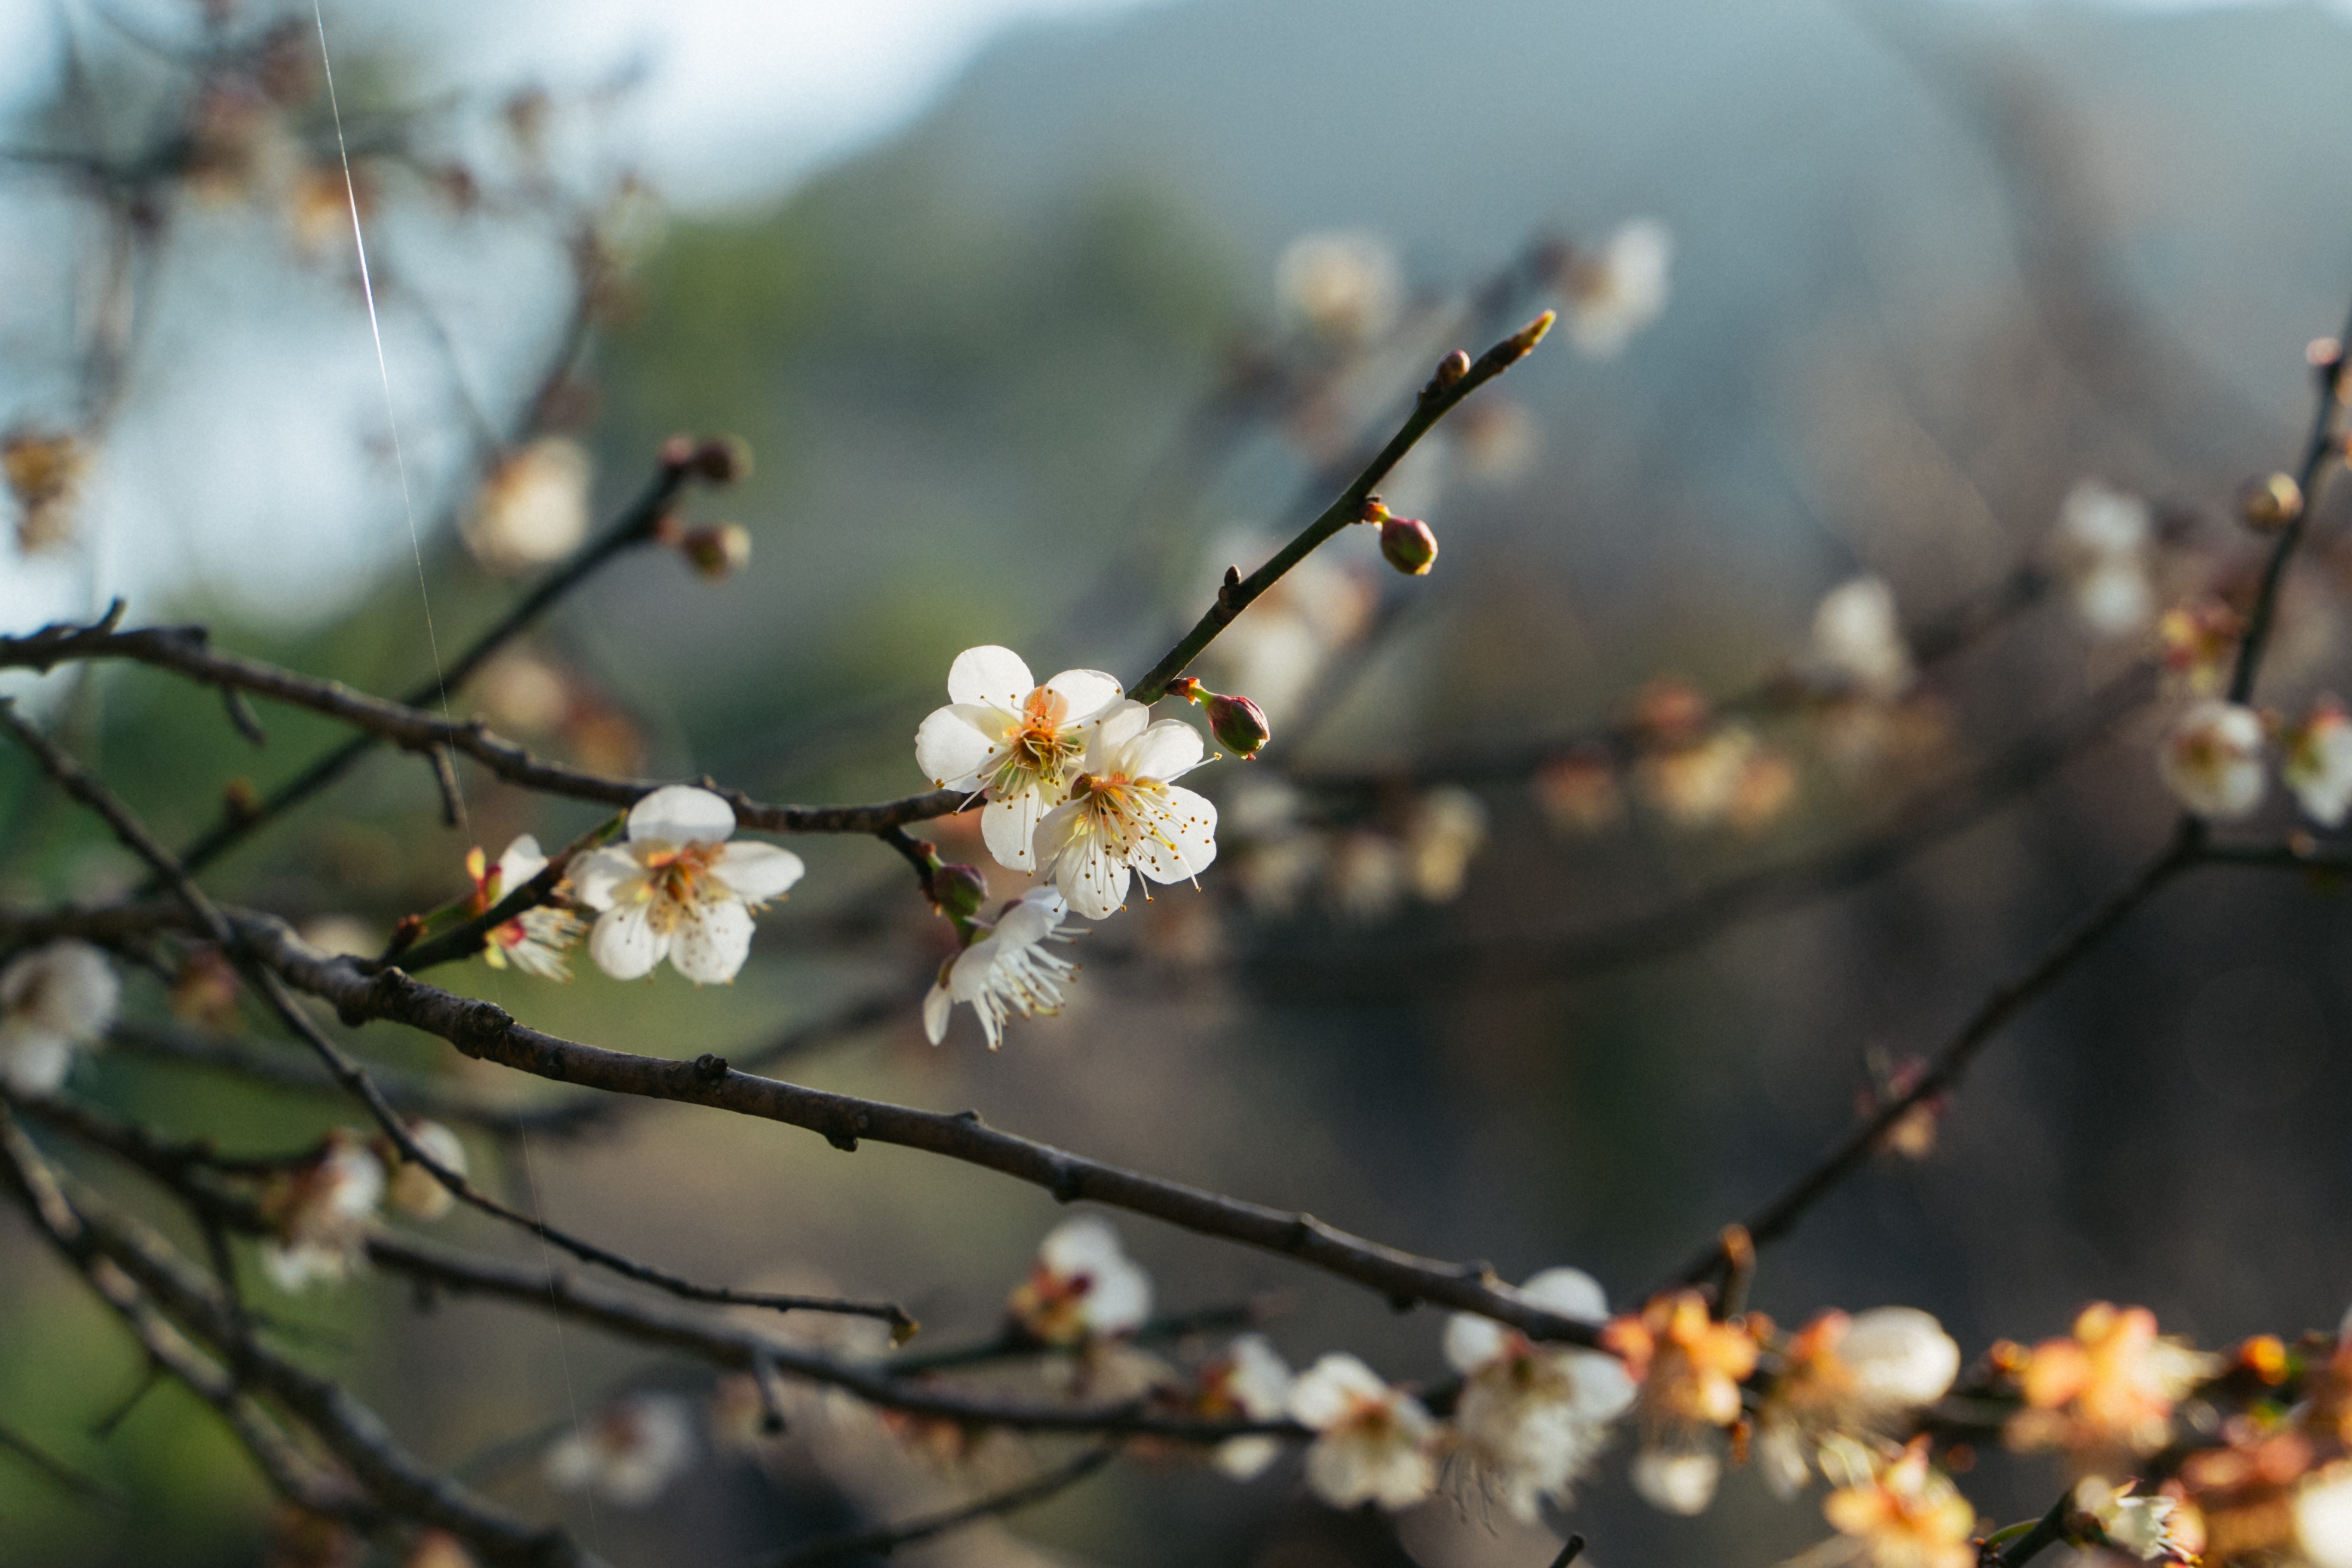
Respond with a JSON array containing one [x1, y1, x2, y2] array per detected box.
[[982, 788, 1048, 872], [1520, 1267, 1609, 1321], [923, 981, 953, 1045], [915, 705, 1013, 789], [1088, 699, 1151, 763], [670, 899, 753, 984], [494, 835, 548, 892], [946, 645, 1034, 709], [948, 933, 1007, 1002], [627, 785, 736, 847], [712, 841, 805, 903], [590, 904, 665, 981], [1131, 786, 1217, 884], [1043, 668, 1124, 724], [1443, 1312, 1509, 1374], [1054, 829, 1131, 920], [1123, 718, 1207, 782], [569, 847, 641, 911]]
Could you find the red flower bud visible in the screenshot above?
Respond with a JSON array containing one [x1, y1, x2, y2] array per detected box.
[[678, 523, 751, 580], [1205, 692, 1272, 759], [1379, 514, 1438, 576]]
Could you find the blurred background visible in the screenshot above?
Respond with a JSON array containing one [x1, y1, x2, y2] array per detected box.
[[6, 0, 2352, 1564]]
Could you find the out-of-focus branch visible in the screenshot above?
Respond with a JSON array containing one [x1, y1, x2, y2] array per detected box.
[[2227, 305, 2352, 703], [760, 1446, 1117, 1568]]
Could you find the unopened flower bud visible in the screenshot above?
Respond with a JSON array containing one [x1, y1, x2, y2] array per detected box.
[[1433, 349, 1471, 389], [930, 863, 987, 922], [679, 523, 751, 580], [1206, 692, 1272, 759], [2240, 472, 2304, 533], [659, 434, 696, 470], [689, 435, 751, 486], [1379, 513, 1438, 575]]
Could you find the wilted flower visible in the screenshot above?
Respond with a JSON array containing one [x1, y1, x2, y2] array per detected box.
[[1033, 701, 1218, 921], [1196, 1334, 1296, 1481], [4, 427, 89, 553], [461, 437, 592, 575], [914, 645, 1125, 873], [466, 835, 584, 981], [2007, 1302, 2218, 1459], [0, 939, 119, 1095], [572, 786, 805, 984], [1287, 1353, 1439, 1510], [258, 1131, 385, 1291], [381, 1120, 467, 1222], [1821, 1437, 1977, 1568], [1444, 1267, 1635, 1522], [1007, 1217, 1153, 1345], [923, 887, 1080, 1051], [1561, 218, 1673, 358], [2077, 1475, 2194, 1561], [2283, 696, 2352, 826], [544, 1394, 696, 1506], [2158, 700, 2266, 820], [1811, 576, 1914, 700], [1756, 1307, 1960, 1496], [2057, 479, 2157, 638], [1274, 230, 1404, 344]]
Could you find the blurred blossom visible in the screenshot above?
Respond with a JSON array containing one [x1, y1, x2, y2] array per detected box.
[[473, 650, 575, 734], [922, 886, 1080, 1050], [1007, 1216, 1153, 1344], [1451, 396, 1541, 487], [259, 1131, 384, 1291], [1274, 230, 1404, 344], [1561, 218, 1672, 359], [1327, 829, 1408, 923], [1235, 834, 1327, 917], [2300, 1466, 2352, 1568], [461, 437, 593, 575], [1196, 1334, 1294, 1481], [2077, 1475, 2192, 1562], [1402, 786, 1487, 902], [1810, 575, 1913, 700], [1755, 1307, 1959, 1496], [544, 1394, 696, 1506], [1605, 1290, 1758, 1515], [298, 914, 382, 959], [381, 1120, 467, 1222], [573, 785, 806, 983], [2284, 696, 2352, 827], [1203, 532, 1377, 718], [2157, 598, 2244, 697], [2058, 479, 2157, 638], [1725, 745, 1799, 834], [1443, 1267, 1634, 1523], [1629, 1442, 1722, 1515], [4, 427, 89, 554], [2005, 1302, 2217, 1459], [1820, 1437, 1976, 1568], [2158, 700, 2267, 820], [1533, 751, 1625, 835], [1287, 1352, 1438, 1511], [1860, 1051, 1947, 1161], [168, 945, 243, 1033], [914, 645, 1125, 874], [0, 939, 118, 1095], [1637, 725, 1771, 829]]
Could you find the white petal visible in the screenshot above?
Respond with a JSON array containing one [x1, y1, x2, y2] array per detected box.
[[1631, 1447, 1720, 1515], [1841, 1306, 1960, 1408], [590, 904, 666, 981], [569, 847, 641, 911], [1089, 699, 1151, 761], [1520, 1267, 1609, 1321], [1567, 1350, 1638, 1421], [948, 933, 1007, 1002], [1214, 1436, 1281, 1481], [670, 899, 753, 984], [990, 889, 1063, 948], [982, 788, 1048, 872], [712, 842, 804, 903], [946, 645, 1034, 709], [1123, 718, 1208, 782], [1444, 1313, 1509, 1374], [1056, 832, 1131, 921], [1287, 1354, 1388, 1429], [923, 981, 953, 1045], [1132, 786, 1218, 884], [494, 835, 548, 890], [915, 704, 1013, 789], [1043, 667, 1123, 724], [1, 1029, 74, 1095], [627, 785, 736, 847]]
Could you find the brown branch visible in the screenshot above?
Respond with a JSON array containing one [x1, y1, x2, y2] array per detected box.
[[760, 1446, 1117, 1567], [2226, 301, 2352, 703]]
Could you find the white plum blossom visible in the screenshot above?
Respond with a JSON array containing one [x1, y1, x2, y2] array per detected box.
[[1032, 700, 1218, 921], [1203, 1334, 1296, 1481], [2285, 697, 2352, 827], [1563, 218, 1673, 359], [0, 939, 119, 1095], [260, 1132, 385, 1291], [2158, 700, 2267, 820], [923, 887, 1080, 1051], [1443, 1267, 1636, 1523], [544, 1394, 696, 1508], [467, 835, 583, 981], [1287, 1353, 1439, 1511], [1757, 1306, 1961, 1496], [1274, 230, 1404, 344], [914, 645, 1125, 872], [1811, 575, 1915, 700], [1007, 1216, 1154, 1344], [2059, 479, 2157, 638], [2078, 1475, 2191, 1562], [1838, 1306, 1962, 1409], [572, 786, 805, 984]]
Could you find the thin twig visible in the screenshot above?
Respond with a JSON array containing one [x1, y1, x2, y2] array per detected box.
[[758, 1446, 1116, 1568]]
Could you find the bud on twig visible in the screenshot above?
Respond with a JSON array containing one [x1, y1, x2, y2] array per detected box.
[[688, 435, 751, 486], [2238, 472, 2303, 534], [930, 863, 987, 923], [659, 433, 697, 470], [1205, 692, 1272, 759], [1434, 349, 1471, 390], [1379, 513, 1438, 576], [678, 523, 752, 580]]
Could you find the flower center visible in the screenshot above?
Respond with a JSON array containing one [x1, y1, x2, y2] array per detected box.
[[640, 840, 725, 911]]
